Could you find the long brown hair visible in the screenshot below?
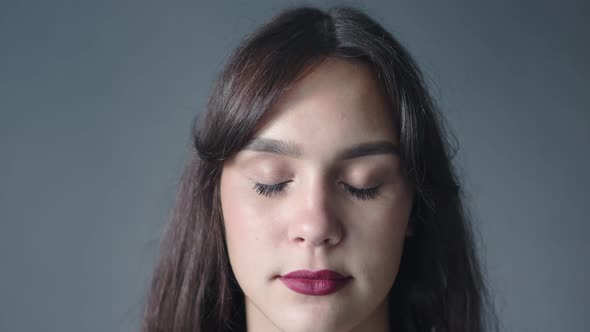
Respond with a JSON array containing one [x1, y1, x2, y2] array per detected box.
[[142, 6, 498, 332]]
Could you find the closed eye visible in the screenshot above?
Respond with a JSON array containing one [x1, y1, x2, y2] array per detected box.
[[252, 181, 291, 197], [341, 183, 380, 200], [251, 181, 380, 200]]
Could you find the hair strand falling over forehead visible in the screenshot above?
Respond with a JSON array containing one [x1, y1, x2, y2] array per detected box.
[[142, 6, 499, 332]]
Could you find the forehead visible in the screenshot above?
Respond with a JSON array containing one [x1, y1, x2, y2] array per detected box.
[[245, 58, 397, 161], [272, 57, 392, 120]]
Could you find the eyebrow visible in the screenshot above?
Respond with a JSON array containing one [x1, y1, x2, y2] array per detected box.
[[243, 137, 302, 157], [242, 137, 400, 160], [337, 141, 400, 160]]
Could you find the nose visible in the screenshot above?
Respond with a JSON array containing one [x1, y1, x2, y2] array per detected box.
[[287, 179, 344, 248]]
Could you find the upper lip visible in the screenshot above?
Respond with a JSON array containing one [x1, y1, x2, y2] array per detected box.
[[280, 269, 349, 280]]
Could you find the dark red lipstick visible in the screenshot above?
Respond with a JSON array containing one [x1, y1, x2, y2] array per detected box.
[[279, 270, 352, 296]]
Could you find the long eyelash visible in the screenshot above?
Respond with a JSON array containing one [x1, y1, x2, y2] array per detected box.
[[252, 182, 288, 197], [344, 184, 380, 201], [252, 182, 380, 200]]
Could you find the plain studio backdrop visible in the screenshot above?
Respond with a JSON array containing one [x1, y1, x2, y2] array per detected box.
[[0, 0, 587, 331]]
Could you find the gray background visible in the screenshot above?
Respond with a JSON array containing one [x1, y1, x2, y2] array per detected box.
[[1, 0, 588, 331]]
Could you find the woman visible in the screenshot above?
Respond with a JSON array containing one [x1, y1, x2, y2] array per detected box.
[[142, 6, 498, 332]]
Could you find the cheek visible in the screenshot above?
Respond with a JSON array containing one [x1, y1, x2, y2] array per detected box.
[[220, 171, 280, 280], [350, 206, 407, 264], [349, 183, 412, 239], [345, 186, 413, 283]]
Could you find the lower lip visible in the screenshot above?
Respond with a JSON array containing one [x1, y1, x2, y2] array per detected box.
[[279, 277, 352, 296]]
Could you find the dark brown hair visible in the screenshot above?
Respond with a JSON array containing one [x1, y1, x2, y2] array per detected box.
[[142, 6, 498, 332]]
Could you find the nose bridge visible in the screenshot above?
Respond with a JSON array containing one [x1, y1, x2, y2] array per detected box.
[[287, 172, 343, 247]]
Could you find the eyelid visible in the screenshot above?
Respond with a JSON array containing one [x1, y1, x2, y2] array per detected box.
[[250, 179, 291, 198], [341, 182, 381, 200], [250, 179, 381, 201], [340, 182, 380, 190]]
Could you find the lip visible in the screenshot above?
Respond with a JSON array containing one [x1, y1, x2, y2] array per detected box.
[[278, 269, 352, 296]]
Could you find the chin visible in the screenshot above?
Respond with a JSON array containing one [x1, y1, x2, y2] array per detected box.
[[273, 307, 351, 332], [275, 321, 342, 332]]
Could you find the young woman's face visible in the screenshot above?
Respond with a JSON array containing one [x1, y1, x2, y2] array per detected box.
[[220, 58, 414, 332]]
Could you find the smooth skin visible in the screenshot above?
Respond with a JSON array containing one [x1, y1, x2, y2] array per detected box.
[[220, 57, 414, 332]]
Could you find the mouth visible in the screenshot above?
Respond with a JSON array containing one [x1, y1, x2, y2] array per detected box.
[[278, 269, 352, 296]]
